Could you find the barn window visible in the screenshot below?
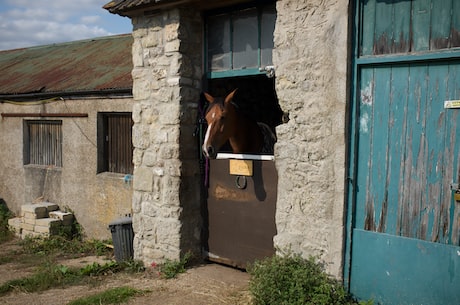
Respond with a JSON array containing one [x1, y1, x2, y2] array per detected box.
[[24, 120, 62, 167], [204, 1, 283, 155], [97, 113, 133, 174], [206, 3, 276, 78]]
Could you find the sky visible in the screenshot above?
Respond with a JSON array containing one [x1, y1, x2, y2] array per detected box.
[[0, 0, 132, 51]]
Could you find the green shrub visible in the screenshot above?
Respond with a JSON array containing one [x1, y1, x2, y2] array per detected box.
[[248, 254, 357, 305]]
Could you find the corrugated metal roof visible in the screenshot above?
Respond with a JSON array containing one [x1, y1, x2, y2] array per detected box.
[[0, 34, 133, 97]]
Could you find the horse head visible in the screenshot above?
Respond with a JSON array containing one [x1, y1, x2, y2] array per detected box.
[[202, 89, 238, 159]]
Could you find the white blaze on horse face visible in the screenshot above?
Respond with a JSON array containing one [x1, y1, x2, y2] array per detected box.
[[202, 122, 212, 157]]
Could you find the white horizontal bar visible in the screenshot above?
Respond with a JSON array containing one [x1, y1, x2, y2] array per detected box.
[[215, 153, 274, 161]]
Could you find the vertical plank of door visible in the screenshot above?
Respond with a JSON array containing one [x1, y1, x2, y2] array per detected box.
[[411, 0, 431, 52], [360, 0, 376, 56], [355, 67, 375, 230], [430, 0, 452, 50], [392, 1, 411, 53], [374, 0, 393, 54]]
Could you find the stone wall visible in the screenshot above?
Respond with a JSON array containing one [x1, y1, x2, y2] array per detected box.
[[130, 8, 202, 264], [273, 0, 349, 278]]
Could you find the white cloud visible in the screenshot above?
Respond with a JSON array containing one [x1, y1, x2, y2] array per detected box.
[[81, 15, 102, 24], [0, 0, 131, 51]]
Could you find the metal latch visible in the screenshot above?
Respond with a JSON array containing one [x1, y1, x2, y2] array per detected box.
[[260, 66, 275, 78]]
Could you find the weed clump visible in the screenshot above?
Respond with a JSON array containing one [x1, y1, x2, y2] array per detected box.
[[157, 252, 192, 279], [248, 253, 360, 305], [67, 286, 146, 305], [0, 200, 14, 242]]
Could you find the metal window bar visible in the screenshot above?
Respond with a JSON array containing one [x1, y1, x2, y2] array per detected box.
[[107, 115, 133, 174], [28, 121, 62, 166]]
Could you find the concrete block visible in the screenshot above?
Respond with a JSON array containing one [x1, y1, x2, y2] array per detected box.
[[35, 218, 62, 236], [49, 211, 74, 226], [23, 211, 37, 220], [35, 218, 62, 228], [39, 202, 59, 212], [7, 217, 22, 236], [21, 222, 35, 231], [34, 225, 51, 234], [23, 217, 35, 225], [21, 204, 47, 218]]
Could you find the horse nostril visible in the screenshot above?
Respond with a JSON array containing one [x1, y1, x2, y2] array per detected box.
[[206, 146, 216, 158]]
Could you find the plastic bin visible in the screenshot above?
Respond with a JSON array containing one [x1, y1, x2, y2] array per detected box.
[[108, 217, 134, 261]]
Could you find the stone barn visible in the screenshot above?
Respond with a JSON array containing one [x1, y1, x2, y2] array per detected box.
[[104, 0, 460, 303], [0, 34, 134, 239]]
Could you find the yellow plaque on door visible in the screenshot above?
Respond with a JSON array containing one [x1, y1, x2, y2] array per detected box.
[[454, 192, 460, 202], [229, 159, 253, 176]]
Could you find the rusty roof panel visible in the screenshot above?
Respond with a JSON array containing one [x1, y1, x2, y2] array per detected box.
[[0, 34, 133, 96]]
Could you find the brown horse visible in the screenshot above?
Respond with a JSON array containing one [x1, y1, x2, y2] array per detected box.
[[202, 89, 276, 159]]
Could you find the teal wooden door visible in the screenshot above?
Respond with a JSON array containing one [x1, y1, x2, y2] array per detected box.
[[346, 1, 460, 304]]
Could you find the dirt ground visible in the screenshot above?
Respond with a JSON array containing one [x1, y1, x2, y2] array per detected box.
[[0, 239, 251, 305]]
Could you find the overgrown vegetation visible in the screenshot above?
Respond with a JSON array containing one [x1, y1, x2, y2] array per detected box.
[[20, 235, 111, 258], [0, 262, 81, 295], [0, 206, 146, 297], [248, 253, 372, 305], [158, 252, 192, 279], [66, 286, 146, 305], [0, 200, 14, 242], [0, 260, 145, 296]]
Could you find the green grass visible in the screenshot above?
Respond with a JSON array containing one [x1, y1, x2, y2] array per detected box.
[[66, 286, 147, 305], [0, 260, 145, 296], [0, 262, 82, 295]]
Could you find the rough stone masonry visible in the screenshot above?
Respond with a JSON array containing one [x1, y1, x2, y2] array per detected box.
[[129, 0, 349, 278], [130, 8, 203, 263], [273, 0, 349, 277]]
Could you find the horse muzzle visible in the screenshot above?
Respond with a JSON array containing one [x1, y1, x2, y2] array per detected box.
[[203, 145, 217, 159]]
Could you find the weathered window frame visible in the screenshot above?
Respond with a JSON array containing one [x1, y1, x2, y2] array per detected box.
[[97, 112, 133, 175], [205, 2, 276, 79], [24, 120, 62, 167]]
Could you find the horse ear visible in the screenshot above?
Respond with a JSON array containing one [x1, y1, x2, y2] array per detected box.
[[224, 88, 238, 104], [204, 92, 215, 103]]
